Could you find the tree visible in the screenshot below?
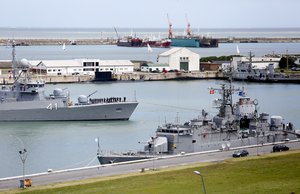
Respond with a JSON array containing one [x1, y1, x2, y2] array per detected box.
[[279, 57, 296, 69]]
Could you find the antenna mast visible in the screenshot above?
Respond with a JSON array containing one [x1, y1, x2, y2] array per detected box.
[[11, 41, 16, 80], [114, 27, 120, 40]]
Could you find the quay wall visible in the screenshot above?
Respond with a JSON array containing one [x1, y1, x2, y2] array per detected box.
[[114, 71, 223, 81], [0, 71, 224, 84]]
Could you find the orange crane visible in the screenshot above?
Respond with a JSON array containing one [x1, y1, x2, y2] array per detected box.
[[185, 14, 192, 37], [167, 14, 173, 39]]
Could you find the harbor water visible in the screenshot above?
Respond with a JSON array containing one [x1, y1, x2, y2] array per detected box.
[[0, 43, 300, 63], [0, 28, 300, 178], [0, 80, 300, 178]]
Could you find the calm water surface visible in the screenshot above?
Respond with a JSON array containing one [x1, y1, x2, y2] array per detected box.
[[0, 43, 300, 62], [0, 80, 300, 178]]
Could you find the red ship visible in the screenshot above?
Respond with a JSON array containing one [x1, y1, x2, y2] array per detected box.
[[142, 38, 171, 48]]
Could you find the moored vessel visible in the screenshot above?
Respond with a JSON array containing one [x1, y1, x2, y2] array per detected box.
[[144, 83, 298, 154], [97, 81, 298, 165]]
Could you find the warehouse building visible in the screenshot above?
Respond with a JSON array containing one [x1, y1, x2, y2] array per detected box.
[[157, 48, 200, 72], [29, 59, 134, 76]]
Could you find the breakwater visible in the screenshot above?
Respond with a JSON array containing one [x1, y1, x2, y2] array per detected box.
[[1, 37, 300, 46]]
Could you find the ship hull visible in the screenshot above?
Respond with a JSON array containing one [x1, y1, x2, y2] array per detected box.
[[143, 40, 171, 48], [97, 155, 150, 164], [233, 77, 300, 84], [171, 38, 200, 47], [155, 130, 296, 155], [171, 37, 218, 48], [0, 102, 138, 121]]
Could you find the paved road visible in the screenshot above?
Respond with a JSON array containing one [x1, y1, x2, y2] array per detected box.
[[0, 141, 299, 190]]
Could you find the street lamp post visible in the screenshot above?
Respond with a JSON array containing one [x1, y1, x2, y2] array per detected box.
[[194, 170, 207, 194], [19, 149, 28, 188]]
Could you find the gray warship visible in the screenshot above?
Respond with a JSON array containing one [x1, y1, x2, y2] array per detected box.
[[145, 83, 298, 154], [97, 81, 298, 164], [232, 52, 300, 83], [0, 44, 138, 121]]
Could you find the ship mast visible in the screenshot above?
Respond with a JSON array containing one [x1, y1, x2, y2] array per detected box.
[[11, 41, 16, 80], [210, 66, 239, 117], [167, 14, 173, 39]]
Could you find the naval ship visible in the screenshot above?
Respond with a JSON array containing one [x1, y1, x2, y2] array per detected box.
[[232, 52, 300, 83], [97, 81, 298, 164], [0, 44, 138, 121]]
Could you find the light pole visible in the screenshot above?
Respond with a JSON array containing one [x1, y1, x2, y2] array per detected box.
[[19, 148, 28, 188], [194, 170, 207, 194]]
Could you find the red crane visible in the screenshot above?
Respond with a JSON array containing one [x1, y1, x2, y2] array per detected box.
[[185, 14, 192, 37], [167, 14, 173, 39]]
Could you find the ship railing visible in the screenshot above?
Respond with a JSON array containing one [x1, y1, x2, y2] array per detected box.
[[89, 97, 133, 104]]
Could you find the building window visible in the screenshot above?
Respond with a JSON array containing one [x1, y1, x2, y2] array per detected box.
[[96, 62, 99, 66], [83, 68, 94, 72], [48, 69, 52, 72], [110, 68, 113, 71], [83, 62, 94, 67]]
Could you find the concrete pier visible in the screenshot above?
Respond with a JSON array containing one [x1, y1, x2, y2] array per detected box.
[[0, 71, 224, 85], [114, 71, 224, 81]]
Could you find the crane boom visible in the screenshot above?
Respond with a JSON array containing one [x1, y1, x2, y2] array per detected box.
[[114, 27, 120, 40], [167, 14, 173, 39], [185, 14, 192, 37]]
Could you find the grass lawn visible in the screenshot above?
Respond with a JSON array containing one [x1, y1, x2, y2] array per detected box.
[[3, 150, 300, 194]]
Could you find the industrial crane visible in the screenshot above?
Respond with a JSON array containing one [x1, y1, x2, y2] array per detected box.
[[167, 14, 173, 39], [185, 14, 192, 37]]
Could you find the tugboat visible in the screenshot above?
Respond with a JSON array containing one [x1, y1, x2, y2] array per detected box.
[[0, 44, 138, 121]]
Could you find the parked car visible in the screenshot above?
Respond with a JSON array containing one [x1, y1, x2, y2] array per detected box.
[[272, 144, 289, 152], [232, 150, 249, 158]]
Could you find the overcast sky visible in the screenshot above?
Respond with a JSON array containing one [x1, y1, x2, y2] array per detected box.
[[1, 0, 300, 28]]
